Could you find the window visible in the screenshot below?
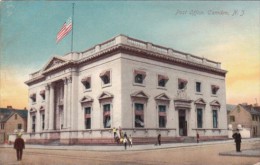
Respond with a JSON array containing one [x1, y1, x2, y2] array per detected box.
[[196, 82, 201, 93], [135, 103, 144, 127], [18, 124, 22, 129], [15, 114, 17, 120], [197, 108, 203, 128], [40, 90, 45, 100], [85, 107, 91, 129], [32, 115, 36, 132], [213, 110, 218, 128], [211, 85, 219, 95], [41, 114, 45, 130], [81, 77, 91, 90], [0, 123, 4, 130], [158, 105, 167, 128], [30, 93, 36, 103], [135, 74, 144, 84], [158, 75, 169, 87], [178, 79, 187, 90], [230, 116, 235, 122], [103, 104, 111, 128], [100, 70, 111, 86], [134, 70, 146, 85]]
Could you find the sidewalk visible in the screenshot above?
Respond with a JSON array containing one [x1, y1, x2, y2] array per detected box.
[[1, 138, 259, 154]]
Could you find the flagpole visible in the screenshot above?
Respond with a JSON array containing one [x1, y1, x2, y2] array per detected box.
[[71, 3, 75, 52]]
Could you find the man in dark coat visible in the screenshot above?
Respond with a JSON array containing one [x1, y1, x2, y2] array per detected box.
[[14, 133, 25, 161], [157, 134, 161, 146], [232, 129, 241, 152]]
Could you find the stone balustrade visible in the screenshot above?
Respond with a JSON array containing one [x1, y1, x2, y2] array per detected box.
[[79, 34, 221, 69]]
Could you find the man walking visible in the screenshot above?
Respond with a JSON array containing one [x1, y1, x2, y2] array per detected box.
[[232, 129, 242, 152], [14, 133, 25, 161]]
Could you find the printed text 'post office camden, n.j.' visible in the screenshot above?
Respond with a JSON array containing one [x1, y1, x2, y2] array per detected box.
[[175, 9, 245, 16]]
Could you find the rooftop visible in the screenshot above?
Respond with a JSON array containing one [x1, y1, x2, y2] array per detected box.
[[27, 34, 227, 84]]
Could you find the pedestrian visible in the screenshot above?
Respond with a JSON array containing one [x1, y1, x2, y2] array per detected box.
[[119, 126, 122, 138], [232, 129, 242, 152], [196, 132, 200, 143], [128, 134, 133, 147], [113, 127, 117, 138], [124, 132, 127, 138], [123, 137, 128, 150], [157, 134, 161, 146], [14, 133, 25, 161]]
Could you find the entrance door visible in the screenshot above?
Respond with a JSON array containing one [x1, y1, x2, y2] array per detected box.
[[179, 110, 187, 136]]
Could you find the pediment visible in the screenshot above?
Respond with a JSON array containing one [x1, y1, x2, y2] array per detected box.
[[30, 107, 37, 112], [155, 93, 170, 101], [131, 91, 149, 99], [39, 106, 45, 111], [210, 100, 221, 107], [42, 57, 68, 71], [194, 98, 206, 105], [80, 95, 94, 103], [98, 91, 113, 100]]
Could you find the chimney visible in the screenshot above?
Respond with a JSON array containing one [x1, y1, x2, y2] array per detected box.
[[7, 106, 13, 109]]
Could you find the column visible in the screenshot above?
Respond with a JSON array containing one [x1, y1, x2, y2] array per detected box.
[[27, 109, 31, 133], [67, 76, 72, 129], [45, 85, 50, 130], [63, 78, 68, 129], [49, 83, 55, 130], [36, 108, 41, 132]]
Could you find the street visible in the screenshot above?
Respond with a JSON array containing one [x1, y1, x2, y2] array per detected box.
[[0, 140, 260, 165]]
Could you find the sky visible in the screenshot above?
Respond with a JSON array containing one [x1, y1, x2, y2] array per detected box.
[[0, 1, 259, 109]]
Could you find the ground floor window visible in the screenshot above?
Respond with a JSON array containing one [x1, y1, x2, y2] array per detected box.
[[32, 115, 36, 132], [41, 114, 45, 130], [135, 103, 144, 127], [197, 108, 203, 128], [103, 104, 111, 128], [85, 107, 91, 129], [0, 123, 4, 130], [213, 110, 218, 128], [17, 124, 22, 130], [158, 105, 166, 128]]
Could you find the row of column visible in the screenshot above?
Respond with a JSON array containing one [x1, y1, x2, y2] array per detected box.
[[44, 76, 72, 131]]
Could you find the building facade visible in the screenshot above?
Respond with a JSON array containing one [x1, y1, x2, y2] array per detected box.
[[25, 35, 228, 144], [0, 107, 27, 143], [228, 104, 260, 137]]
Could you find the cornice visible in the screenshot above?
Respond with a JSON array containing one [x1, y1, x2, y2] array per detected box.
[[26, 42, 227, 86], [77, 44, 227, 77]]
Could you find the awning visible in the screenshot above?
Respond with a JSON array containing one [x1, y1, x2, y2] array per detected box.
[[103, 111, 110, 116], [100, 70, 110, 77], [40, 90, 45, 95], [30, 93, 36, 98], [159, 112, 167, 116], [81, 77, 91, 83], [178, 78, 187, 83], [134, 70, 146, 76], [40, 106, 45, 111], [158, 75, 169, 81], [135, 110, 144, 115], [212, 85, 219, 89], [85, 114, 91, 118]]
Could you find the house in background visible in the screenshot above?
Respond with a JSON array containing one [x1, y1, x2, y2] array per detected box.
[[0, 106, 28, 143], [228, 103, 260, 137]]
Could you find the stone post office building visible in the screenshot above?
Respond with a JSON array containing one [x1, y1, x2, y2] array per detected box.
[[25, 35, 228, 144]]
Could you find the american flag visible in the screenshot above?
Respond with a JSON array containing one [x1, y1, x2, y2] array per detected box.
[[56, 17, 72, 43]]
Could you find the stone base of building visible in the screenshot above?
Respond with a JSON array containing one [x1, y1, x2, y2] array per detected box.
[[8, 128, 228, 145], [23, 136, 228, 145]]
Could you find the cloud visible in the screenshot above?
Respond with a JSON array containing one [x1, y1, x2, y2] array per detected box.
[[0, 66, 31, 109]]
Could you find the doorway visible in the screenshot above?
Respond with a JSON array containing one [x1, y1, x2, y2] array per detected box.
[[179, 110, 187, 136]]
